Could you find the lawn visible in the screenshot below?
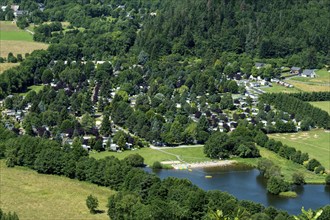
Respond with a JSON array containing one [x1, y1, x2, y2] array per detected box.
[[91, 148, 177, 166], [0, 21, 33, 41], [309, 101, 330, 115], [91, 146, 209, 166], [0, 62, 19, 73], [268, 129, 330, 171], [235, 146, 325, 184], [261, 84, 301, 93], [0, 160, 113, 220], [19, 85, 45, 96]]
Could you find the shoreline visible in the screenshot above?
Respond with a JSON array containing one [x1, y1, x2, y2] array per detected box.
[[165, 160, 236, 170]]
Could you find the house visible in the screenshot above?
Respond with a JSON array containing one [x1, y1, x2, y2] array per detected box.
[[290, 67, 302, 74], [301, 69, 316, 78]]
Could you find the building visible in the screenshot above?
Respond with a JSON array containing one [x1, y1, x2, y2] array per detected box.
[[290, 67, 302, 74], [301, 69, 316, 78]]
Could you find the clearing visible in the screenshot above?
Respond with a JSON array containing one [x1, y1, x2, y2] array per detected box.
[[0, 160, 113, 220], [309, 101, 330, 115], [268, 129, 330, 171], [0, 21, 48, 58]]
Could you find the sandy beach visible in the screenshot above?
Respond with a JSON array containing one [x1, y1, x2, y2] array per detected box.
[[168, 160, 236, 169]]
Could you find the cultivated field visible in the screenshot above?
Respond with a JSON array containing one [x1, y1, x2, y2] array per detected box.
[[0, 62, 19, 73], [268, 129, 330, 171], [309, 101, 330, 115], [0, 21, 48, 58], [0, 160, 113, 220]]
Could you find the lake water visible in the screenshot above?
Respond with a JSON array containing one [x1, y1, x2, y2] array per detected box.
[[146, 165, 330, 214]]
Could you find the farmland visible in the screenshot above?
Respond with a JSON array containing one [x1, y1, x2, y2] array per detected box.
[[268, 129, 330, 171], [0, 21, 48, 58], [0, 160, 113, 220]]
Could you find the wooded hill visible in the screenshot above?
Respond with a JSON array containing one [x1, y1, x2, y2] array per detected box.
[[137, 0, 330, 66]]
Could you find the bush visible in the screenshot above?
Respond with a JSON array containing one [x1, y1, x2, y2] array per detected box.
[[315, 166, 325, 174], [267, 176, 290, 195], [86, 194, 98, 214], [326, 174, 330, 185], [123, 154, 144, 167], [152, 161, 163, 169], [292, 172, 305, 185], [306, 159, 321, 172]]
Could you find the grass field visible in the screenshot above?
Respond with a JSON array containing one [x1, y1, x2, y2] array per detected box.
[[0, 21, 33, 41], [91, 146, 209, 166], [0, 40, 48, 58], [309, 101, 330, 114], [268, 129, 330, 171], [284, 69, 330, 92], [0, 21, 48, 58], [0, 62, 19, 73], [0, 160, 113, 220], [284, 80, 330, 92], [18, 85, 45, 96], [236, 146, 325, 184], [261, 84, 301, 93]]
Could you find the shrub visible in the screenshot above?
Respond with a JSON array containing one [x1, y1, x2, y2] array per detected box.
[[306, 159, 321, 172], [292, 172, 305, 185], [315, 166, 325, 174], [152, 161, 163, 169], [86, 194, 98, 214], [267, 176, 290, 195], [326, 174, 330, 185]]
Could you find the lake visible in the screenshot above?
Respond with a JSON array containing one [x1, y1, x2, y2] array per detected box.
[[146, 165, 330, 214]]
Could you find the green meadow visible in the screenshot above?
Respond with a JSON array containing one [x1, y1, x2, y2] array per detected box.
[[309, 101, 330, 115], [0, 160, 113, 220], [269, 129, 330, 171]]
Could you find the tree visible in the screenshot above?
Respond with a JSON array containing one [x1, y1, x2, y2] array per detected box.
[[100, 114, 111, 136], [292, 172, 305, 185], [86, 194, 99, 214], [294, 207, 323, 220], [325, 174, 330, 185], [267, 176, 290, 195], [123, 154, 144, 167], [306, 159, 321, 172]]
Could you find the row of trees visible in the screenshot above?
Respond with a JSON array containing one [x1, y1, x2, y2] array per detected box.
[[260, 93, 330, 129], [289, 92, 330, 102]]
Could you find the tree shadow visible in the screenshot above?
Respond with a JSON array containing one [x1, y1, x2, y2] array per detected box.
[[93, 209, 105, 214]]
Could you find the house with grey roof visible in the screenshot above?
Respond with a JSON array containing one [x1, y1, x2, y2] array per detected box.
[[290, 67, 302, 74], [301, 69, 316, 78]]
